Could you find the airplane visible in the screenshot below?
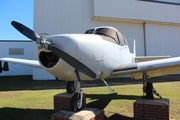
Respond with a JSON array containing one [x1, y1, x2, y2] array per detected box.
[[1, 21, 180, 112]]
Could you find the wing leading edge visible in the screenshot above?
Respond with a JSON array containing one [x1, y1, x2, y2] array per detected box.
[[111, 57, 180, 79], [0, 57, 42, 68]]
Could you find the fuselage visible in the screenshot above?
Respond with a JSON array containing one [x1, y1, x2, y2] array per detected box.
[[37, 34, 134, 81]]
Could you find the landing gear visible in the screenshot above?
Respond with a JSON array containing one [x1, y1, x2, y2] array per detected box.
[[70, 70, 83, 111], [142, 72, 149, 94], [70, 90, 83, 111], [142, 72, 153, 99], [142, 72, 162, 99], [66, 81, 76, 93]]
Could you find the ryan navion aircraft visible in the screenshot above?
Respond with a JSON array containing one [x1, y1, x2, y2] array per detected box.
[[1, 21, 180, 111]]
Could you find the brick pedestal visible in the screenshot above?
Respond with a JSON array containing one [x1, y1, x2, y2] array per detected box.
[[134, 98, 169, 120], [51, 107, 104, 120], [54, 92, 86, 112]]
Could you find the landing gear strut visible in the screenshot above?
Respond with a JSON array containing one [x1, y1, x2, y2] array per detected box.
[[142, 72, 155, 99], [142, 72, 162, 99], [70, 70, 83, 111], [142, 72, 149, 94]]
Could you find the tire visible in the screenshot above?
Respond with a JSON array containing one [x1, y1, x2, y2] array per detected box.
[[66, 81, 76, 93], [70, 92, 83, 111]]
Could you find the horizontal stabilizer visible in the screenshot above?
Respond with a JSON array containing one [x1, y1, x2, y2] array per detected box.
[[135, 56, 170, 62]]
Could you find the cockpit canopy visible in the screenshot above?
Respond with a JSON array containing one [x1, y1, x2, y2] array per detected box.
[[85, 26, 128, 46]]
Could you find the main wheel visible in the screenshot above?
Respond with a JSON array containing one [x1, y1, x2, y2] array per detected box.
[[70, 92, 83, 111], [66, 81, 76, 93]]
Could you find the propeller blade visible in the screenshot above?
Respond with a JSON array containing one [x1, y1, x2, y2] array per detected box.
[[48, 45, 96, 79], [11, 21, 40, 41]]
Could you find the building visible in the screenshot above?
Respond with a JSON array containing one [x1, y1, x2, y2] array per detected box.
[[0, 40, 33, 76], [1, 0, 180, 80]]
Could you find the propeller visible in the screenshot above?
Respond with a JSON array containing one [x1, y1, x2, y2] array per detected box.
[[11, 21, 96, 79], [11, 21, 40, 41]]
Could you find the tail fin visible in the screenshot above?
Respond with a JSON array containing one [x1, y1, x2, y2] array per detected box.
[[133, 39, 136, 57]]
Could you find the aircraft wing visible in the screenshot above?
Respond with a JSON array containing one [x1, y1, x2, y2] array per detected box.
[[0, 57, 42, 68], [111, 57, 180, 79]]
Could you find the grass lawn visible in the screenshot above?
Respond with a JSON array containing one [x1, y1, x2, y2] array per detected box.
[[0, 75, 180, 120]]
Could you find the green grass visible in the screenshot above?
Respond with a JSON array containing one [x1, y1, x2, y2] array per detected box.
[[0, 75, 180, 120]]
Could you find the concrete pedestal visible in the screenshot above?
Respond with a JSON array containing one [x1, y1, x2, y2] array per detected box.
[[134, 98, 169, 120], [51, 107, 104, 120], [54, 93, 86, 112]]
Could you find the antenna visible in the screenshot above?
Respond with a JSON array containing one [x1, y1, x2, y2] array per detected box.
[[133, 39, 136, 57]]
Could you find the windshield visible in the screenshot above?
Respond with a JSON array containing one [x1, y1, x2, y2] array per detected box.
[[84, 29, 95, 34]]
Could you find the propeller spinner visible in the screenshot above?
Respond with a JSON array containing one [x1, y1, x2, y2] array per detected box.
[[11, 21, 96, 79]]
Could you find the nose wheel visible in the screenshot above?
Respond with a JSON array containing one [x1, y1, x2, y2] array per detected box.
[[70, 91, 83, 111], [70, 70, 84, 111], [66, 81, 76, 93]]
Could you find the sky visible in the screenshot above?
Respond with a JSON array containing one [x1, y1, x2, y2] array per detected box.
[[0, 0, 33, 40]]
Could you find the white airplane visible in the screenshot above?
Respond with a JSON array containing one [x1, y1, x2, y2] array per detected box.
[[1, 21, 180, 111]]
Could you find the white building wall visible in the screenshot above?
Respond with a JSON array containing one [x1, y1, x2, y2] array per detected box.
[[93, 0, 180, 24], [33, 0, 145, 55], [145, 23, 180, 57], [0, 41, 33, 76]]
